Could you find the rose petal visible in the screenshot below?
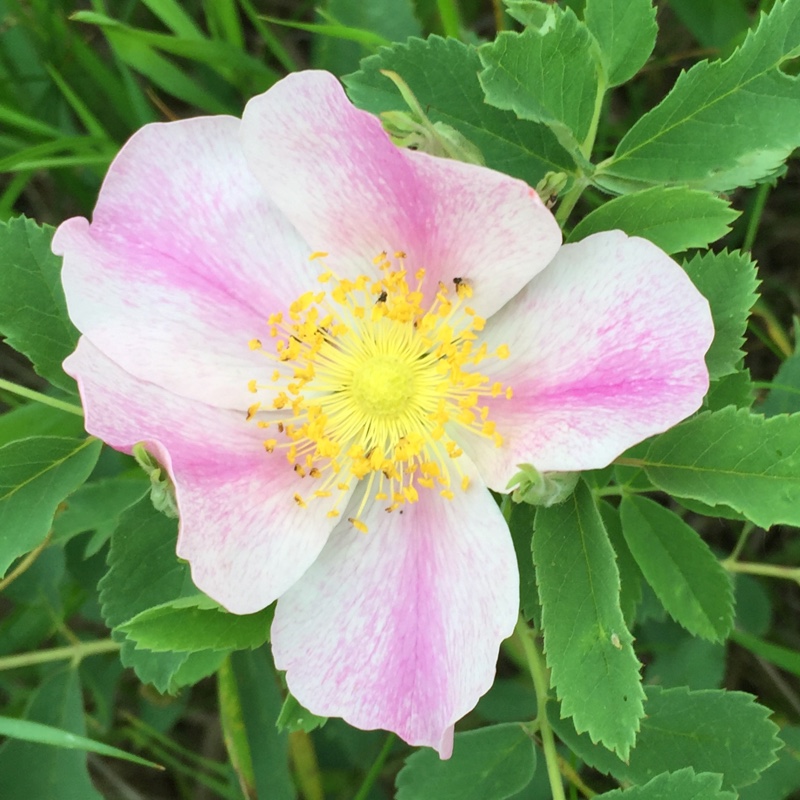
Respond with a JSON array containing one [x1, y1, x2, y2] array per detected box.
[[56, 115, 315, 409], [240, 71, 562, 317], [460, 231, 714, 484], [66, 338, 341, 613], [271, 469, 518, 754]]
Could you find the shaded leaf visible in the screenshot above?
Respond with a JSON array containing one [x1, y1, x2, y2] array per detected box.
[[344, 35, 574, 188], [597, 768, 736, 799], [0, 216, 78, 392], [396, 724, 536, 800], [0, 436, 101, 576]]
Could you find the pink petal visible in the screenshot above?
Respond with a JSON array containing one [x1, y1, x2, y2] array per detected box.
[[271, 469, 518, 754], [240, 71, 562, 317], [462, 231, 713, 484], [66, 338, 340, 613], [56, 115, 314, 409]]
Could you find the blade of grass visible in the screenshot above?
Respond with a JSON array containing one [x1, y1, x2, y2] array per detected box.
[[139, 0, 205, 39], [44, 64, 112, 139], [204, 0, 245, 49], [237, 0, 299, 73], [261, 15, 391, 49]]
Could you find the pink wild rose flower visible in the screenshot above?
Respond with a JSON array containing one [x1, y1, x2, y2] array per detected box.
[[54, 71, 713, 757]]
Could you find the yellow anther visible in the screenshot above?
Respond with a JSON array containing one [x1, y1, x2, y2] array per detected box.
[[461, 475, 470, 491], [247, 379, 258, 393], [264, 439, 277, 452], [496, 344, 510, 359], [349, 517, 369, 533], [294, 493, 307, 508], [249, 338, 262, 350], [246, 402, 261, 420], [309, 251, 329, 260]]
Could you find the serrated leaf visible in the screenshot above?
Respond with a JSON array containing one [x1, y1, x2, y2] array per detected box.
[[619, 495, 733, 641], [683, 250, 758, 379], [0, 216, 78, 392], [98, 496, 223, 693], [534, 482, 644, 759], [478, 8, 603, 162], [119, 599, 272, 653], [276, 693, 328, 734], [0, 668, 103, 800], [344, 36, 574, 188], [597, 768, 736, 800], [550, 686, 781, 790], [0, 403, 84, 449], [739, 726, 800, 800], [584, 0, 657, 86], [0, 436, 101, 577], [396, 724, 536, 800], [569, 186, 738, 254], [643, 408, 800, 528], [596, 0, 800, 192], [762, 351, 800, 416]]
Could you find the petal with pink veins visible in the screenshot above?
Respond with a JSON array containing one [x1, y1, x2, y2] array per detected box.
[[460, 231, 714, 485], [271, 465, 518, 755], [240, 70, 562, 317], [56, 115, 315, 409], [65, 338, 343, 614]]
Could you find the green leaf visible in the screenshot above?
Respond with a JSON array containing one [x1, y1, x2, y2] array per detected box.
[[228, 649, 295, 800], [619, 495, 733, 641], [314, 0, 421, 75], [508, 501, 540, 624], [669, 0, 751, 50], [598, 500, 642, 627], [478, 8, 603, 163], [276, 693, 328, 734], [344, 36, 574, 188], [595, 0, 800, 192], [0, 402, 85, 449], [739, 726, 800, 800], [568, 187, 738, 254], [730, 629, 800, 680], [596, 768, 736, 799], [643, 408, 800, 528], [762, 351, 800, 416], [584, 0, 657, 86], [119, 598, 272, 653], [550, 686, 782, 790], [534, 482, 644, 759], [98, 497, 223, 693], [0, 216, 79, 392], [0, 668, 103, 800], [51, 475, 148, 547], [396, 724, 536, 800], [0, 715, 162, 771], [683, 250, 758, 380], [705, 369, 754, 412], [0, 436, 101, 577]]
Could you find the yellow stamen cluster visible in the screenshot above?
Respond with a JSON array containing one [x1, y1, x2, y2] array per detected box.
[[246, 251, 513, 532]]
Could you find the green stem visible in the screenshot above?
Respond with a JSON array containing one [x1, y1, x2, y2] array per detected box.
[[0, 639, 120, 671], [728, 522, 755, 563], [436, 0, 463, 38], [0, 376, 83, 417], [352, 733, 395, 800], [516, 617, 566, 800], [554, 180, 588, 228], [722, 560, 800, 584]]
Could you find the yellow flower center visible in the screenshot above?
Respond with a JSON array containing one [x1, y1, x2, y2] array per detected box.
[[246, 251, 512, 533]]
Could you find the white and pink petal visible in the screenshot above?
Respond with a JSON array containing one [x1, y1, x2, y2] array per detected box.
[[460, 231, 714, 485], [56, 115, 315, 410], [240, 70, 562, 318], [66, 338, 341, 613], [271, 465, 518, 755]]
